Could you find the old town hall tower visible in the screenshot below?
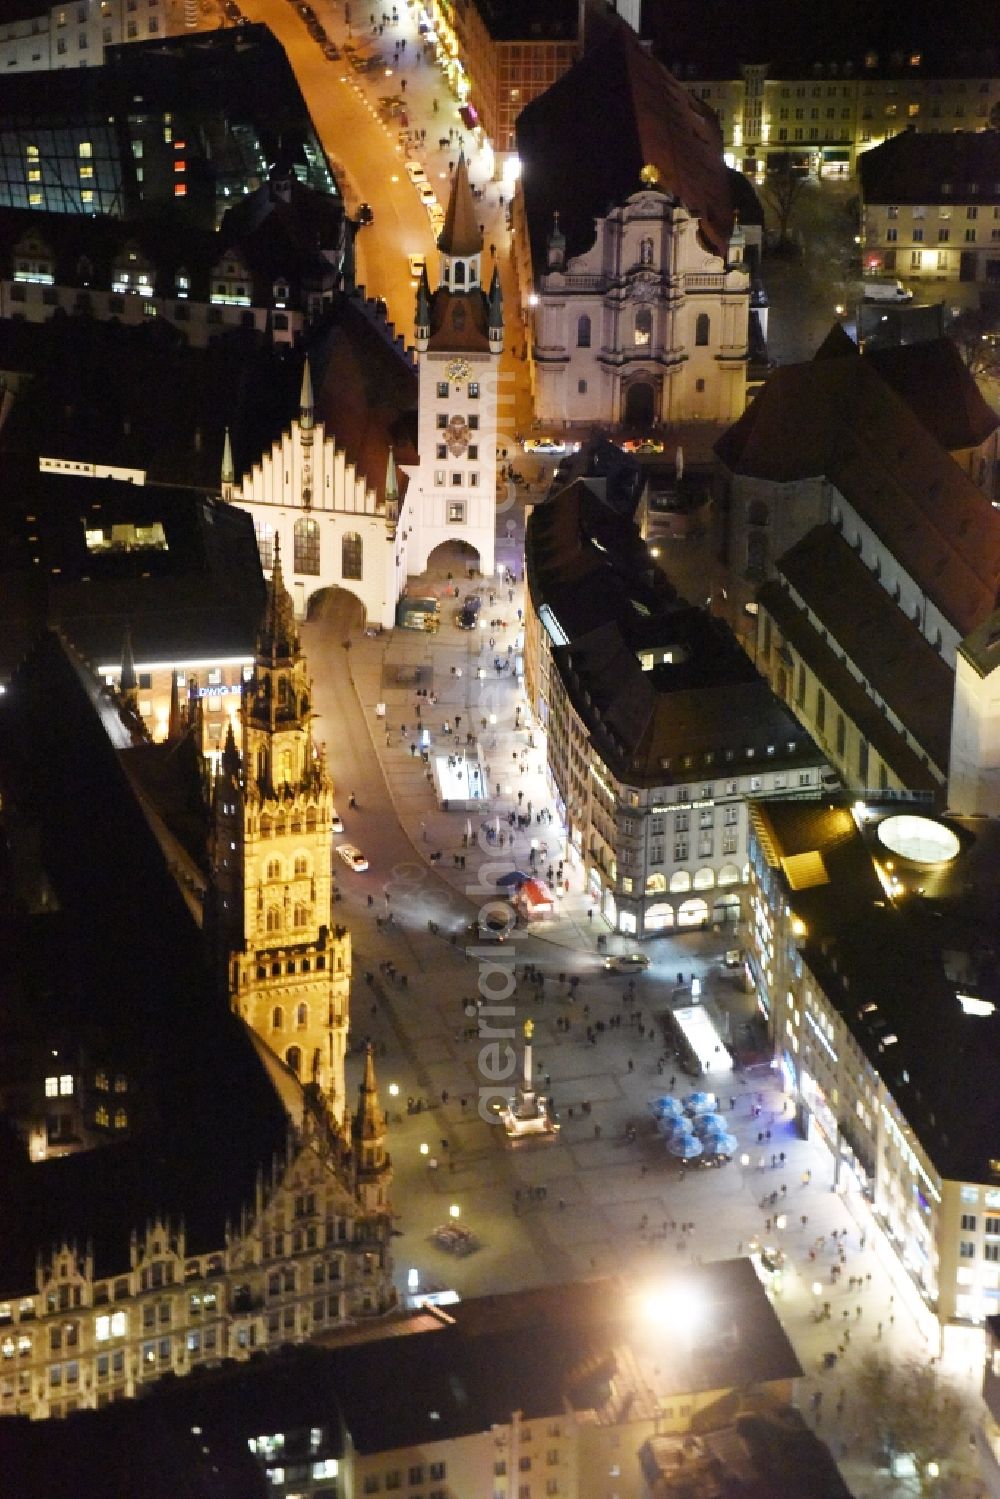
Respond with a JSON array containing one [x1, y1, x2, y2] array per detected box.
[[408, 151, 504, 579], [212, 543, 351, 1124]]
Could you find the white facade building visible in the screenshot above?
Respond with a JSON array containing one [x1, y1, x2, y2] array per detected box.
[[0, 0, 168, 74], [531, 196, 750, 429], [224, 360, 410, 629]]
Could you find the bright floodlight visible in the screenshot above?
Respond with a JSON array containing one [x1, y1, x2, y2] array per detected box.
[[407, 1267, 419, 1291], [877, 815, 960, 865], [641, 1284, 703, 1337], [449, 1203, 461, 1219]]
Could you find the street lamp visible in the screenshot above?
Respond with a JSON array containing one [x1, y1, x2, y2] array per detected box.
[[449, 1203, 461, 1219], [419, 1142, 429, 1156], [388, 1082, 399, 1097]]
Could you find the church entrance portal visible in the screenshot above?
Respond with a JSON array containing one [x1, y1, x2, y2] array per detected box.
[[623, 380, 656, 429]]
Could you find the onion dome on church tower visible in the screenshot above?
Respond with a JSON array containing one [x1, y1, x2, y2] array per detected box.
[[258, 536, 300, 663]]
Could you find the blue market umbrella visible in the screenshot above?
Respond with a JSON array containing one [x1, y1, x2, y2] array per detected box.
[[650, 1095, 685, 1118], [692, 1113, 729, 1137], [657, 1114, 693, 1138], [668, 1133, 704, 1159], [496, 870, 530, 888], [707, 1132, 739, 1157], [683, 1091, 716, 1114]]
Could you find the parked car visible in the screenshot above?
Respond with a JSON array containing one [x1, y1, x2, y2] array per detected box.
[[604, 953, 651, 974], [323, 40, 340, 59], [405, 160, 428, 185], [356, 203, 374, 226], [862, 278, 913, 302], [466, 914, 512, 942], [522, 436, 580, 455], [418, 184, 438, 208], [455, 595, 481, 630], [331, 809, 344, 834], [336, 843, 369, 872]]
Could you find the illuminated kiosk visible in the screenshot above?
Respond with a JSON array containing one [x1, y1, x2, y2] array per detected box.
[[501, 1019, 560, 1141]]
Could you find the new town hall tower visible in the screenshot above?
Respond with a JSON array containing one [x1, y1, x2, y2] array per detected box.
[[212, 544, 350, 1124]]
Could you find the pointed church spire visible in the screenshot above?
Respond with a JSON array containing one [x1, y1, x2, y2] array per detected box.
[[221, 719, 241, 778], [352, 1042, 385, 1145], [488, 264, 504, 354], [120, 623, 137, 703], [258, 535, 299, 662], [299, 357, 314, 432], [385, 446, 398, 507], [220, 426, 234, 498], [438, 151, 482, 257], [414, 265, 430, 352], [168, 669, 183, 741]]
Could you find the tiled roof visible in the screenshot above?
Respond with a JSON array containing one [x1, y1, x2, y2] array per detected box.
[[437, 153, 482, 258], [775, 523, 954, 772], [715, 347, 1000, 637], [426, 286, 492, 353], [865, 338, 999, 452], [516, 24, 737, 275], [859, 130, 1000, 205]]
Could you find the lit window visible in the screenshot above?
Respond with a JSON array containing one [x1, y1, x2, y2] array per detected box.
[[79, 141, 92, 158], [45, 1077, 59, 1098], [174, 184, 187, 198], [79, 165, 93, 179], [60, 1075, 73, 1096]]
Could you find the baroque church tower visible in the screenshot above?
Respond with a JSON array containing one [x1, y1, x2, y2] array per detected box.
[[408, 151, 504, 578], [211, 542, 351, 1124]]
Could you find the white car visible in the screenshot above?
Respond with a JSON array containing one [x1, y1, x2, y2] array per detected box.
[[331, 808, 344, 833], [523, 436, 572, 455], [405, 160, 427, 185], [419, 184, 438, 208], [604, 953, 651, 974], [336, 843, 368, 873], [407, 253, 426, 282]]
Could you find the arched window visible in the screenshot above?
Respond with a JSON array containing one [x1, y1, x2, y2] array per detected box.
[[266, 858, 282, 880], [634, 308, 652, 346], [677, 897, 709, 927], [577, 314, 591, 348], [669, 870, 691, 893], [342, 531, 363, 580], [645, 872, 667, 894], [294, 855, 308, 876], [454, 260, 465, 285], [293, 903, 308, 928], [272, 1006, 283, 1031], [718, 863, 741, 886], [693, 867, 716, 890], [835, 713, 846, 757], [644, 902, 674, 930], [296, 1002, 308, 1029], [266, 906, 281, 933], [695, 312, 710, 346], [293, 516, 320, 575], [640, 236, 654, 265], [285, 1046, 302, 1077], [255, 521, 275, 570]]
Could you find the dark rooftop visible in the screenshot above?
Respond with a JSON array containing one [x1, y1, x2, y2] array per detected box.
[[471, 0, 578, 43], [516, 24, 738, 277], [859, 130, 1000, 206], [715, 336, 1000, 639], [0, 460, 265, 679], [527, 480, 821, 785], [864, 338, 1000, 453], [0, 630, 290, 1289], [750, 798, 1000, 1183], [773, 522, 954, 773]]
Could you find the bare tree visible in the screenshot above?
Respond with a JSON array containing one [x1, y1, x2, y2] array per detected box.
[[850, 1352, 975, 1497], [761, 156, 811, 251], [948, 293, 1000, 381]]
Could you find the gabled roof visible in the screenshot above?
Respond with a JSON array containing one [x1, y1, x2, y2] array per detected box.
[[516, 24, 736, 276], [715, 344, 1000, 638], [865, 337, 999, 452], [425, 285, 492, 354], [772, 523, 954, 772], [859, 129, 1000, 205]]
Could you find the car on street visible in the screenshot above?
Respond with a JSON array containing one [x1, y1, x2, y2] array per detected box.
[[405, 161, 428, 185], [323, 40, 340, 59], [408, 253, 426, 282], [604, 953, 651, 974], [331, 809, 344, 834], [356, 203, 374, 226], [455, 595, 481, 630], [522, 436, 582, 455], [466, 914, 513, 942], [336, 843, 369, 873], [621, 437, 665, 455], [418, 184, 438, 208]]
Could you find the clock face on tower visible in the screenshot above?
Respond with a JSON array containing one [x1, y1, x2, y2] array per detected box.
[[446, 358, 472, 382]]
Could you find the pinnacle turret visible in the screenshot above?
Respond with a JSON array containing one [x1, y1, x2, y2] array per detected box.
[[299, 357, 314, 432], [220, 426, 235, 498], [258, 536, 299, 662]]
